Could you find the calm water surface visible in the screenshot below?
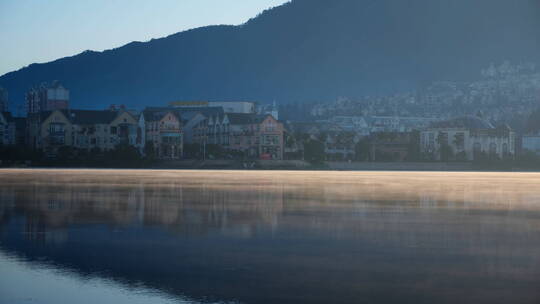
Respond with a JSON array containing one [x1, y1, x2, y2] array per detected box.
[[1, 169, 540, 304]]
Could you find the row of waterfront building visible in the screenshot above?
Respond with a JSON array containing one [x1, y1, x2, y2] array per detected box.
[[1, 81, 540, 163], [19, 104, 285, 160]]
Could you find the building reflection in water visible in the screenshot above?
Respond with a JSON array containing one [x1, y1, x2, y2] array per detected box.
[[0, 170, 540, 304]]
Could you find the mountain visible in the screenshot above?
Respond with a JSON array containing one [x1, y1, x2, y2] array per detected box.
[[1, 0, 540, 111]]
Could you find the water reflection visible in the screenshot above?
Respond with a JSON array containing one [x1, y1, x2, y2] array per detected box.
[[0, 251, 202, 304], [1, 170, 540, 304]]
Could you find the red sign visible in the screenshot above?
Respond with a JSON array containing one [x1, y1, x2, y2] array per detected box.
[[260, 153, 272, 160]]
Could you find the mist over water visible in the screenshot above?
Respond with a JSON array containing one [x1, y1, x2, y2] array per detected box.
[[1, 169, 540, 304]]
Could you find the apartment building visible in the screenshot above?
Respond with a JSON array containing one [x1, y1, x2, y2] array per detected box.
[[29, 109, 141, 155], [191, 112, 284, 160], [26, 81, 70, 114], [420, 116, 515, 161], [143, 109, 183, 159]]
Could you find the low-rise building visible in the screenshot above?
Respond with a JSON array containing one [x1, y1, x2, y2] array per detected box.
[[420, 116, 515, 161], [324, 131, 360, 161], [369, 132, 415, 162]]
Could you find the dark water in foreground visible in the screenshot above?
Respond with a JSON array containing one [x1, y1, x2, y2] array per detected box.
[[1, 169, 540, 304]]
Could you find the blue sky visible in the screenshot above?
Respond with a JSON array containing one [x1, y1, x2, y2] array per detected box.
[[0, 0, 289, 76]]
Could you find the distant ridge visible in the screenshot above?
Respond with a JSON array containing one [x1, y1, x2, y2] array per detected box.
[[1, 0, 539, 111]]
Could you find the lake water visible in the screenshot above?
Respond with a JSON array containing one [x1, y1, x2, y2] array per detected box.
[[1, 169, 540, 304]]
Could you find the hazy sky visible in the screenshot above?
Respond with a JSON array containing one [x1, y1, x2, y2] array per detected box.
[[0, 0, 289, 76]]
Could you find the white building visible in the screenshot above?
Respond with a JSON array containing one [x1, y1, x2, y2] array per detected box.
[[367, 116, 439, 133], [329, 116, 370, 135], [420, 116, 515, 161]]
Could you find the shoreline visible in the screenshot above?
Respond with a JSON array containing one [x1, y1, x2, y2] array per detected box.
[[0, 160, 537, 172]]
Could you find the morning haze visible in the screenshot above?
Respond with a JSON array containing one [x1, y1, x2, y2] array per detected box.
[[1, 1, 540, 303]]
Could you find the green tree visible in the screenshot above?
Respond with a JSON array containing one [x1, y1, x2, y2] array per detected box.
[[107, 144, 141, 162], [144, 141, 156, 160], [303, 138, 325, 164], [355, 138, 371, 161]]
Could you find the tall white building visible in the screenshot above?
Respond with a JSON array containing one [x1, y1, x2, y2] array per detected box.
[[26, 81, 70, 114]]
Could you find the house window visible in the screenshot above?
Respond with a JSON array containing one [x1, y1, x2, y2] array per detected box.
[[49, 123, 65, 135], [111, 126, 117, 134], [266, 121, 276, 132], [455, 133, 465, 150]]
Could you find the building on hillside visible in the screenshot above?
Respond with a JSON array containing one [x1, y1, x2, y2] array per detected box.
[[288, 121, 345, 140], [0, 87, 8, 112], [328, 116, 370, 136], [143, 108, 183, 159], [367, 116, 439, 133], [169, 101, 256, 114], [26, 81, 70, 114], [420, 116, 515, 161], [29, 109, 142, 155]]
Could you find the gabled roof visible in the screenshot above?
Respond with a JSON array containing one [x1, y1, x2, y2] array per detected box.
[[143, 108, 171, 122], [178, 111, 202, 124], [226, 113, 256, 125], [27, 111, 53, 122], [62, 109, 119, 125], [144, 106, 221, 122], [226, 113, 277, 125], [37, 109, 131, 125]]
